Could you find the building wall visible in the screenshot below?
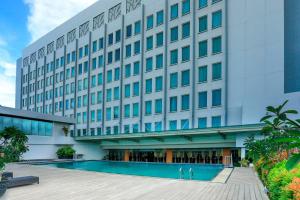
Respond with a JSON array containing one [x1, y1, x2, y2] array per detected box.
[[15, 58, 23, 109]]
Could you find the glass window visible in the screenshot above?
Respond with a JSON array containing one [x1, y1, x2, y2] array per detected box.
[[91, 110, 95, 122], [98, 55, 104, 68], [181, 119, 189, 130], [92, 58, 97, 70], [212, 62, 222, 80], [97, 91, 102, 104], [92, 40, 97, 53], [133, 82, 139, 96], [113, 106, 119, 119], [125, 64, 131, 78], [212, 10, 222, 29], [106, 108, 111, 121], [124, 125, 130, 134], [99, 38, 104, 49], [181, 70, 190, 86], [106, 127, 111, 135], [156, 54, 163, 69], [133, 103, 139, 117], [199, 15, 208, 32], [147, 15, 154, 30], [133, 124, 139, 133], [135, 21, 141, 35], [133, 62, 140, 75], [170, 4, 178, 20], [114, 67, 120, 81], [198, 66, 207, 83], [212, 36, 222, 54], [79, 48, 83, 59], [146, 36, 153, 50], [115, 49, 120, 61], [108, 33, 113, 45], [125, 84, 131, 98], [182, 22, 190, 38], [170, 26, 178, 42], [124, 104, 130, 118], [145, 79, 152, 93], [146, 57, 153, 72], [181, 94, 190, 110], [156, 32, 164, 47], [199, 0, 208, 8], [157, 10, 164, 26], [155, 76, 163, 92], [84, 45, 89, 56], [114, 87, 120, 100], [182, 46, 190, 62], [212, 89, 222, 106], [170, 96, 177, 112], [145, 101, 152, 115], [126, 44, 131, 58], [198, 117, 207, 128], [170, 72, 178, 89], [116, 30, 121, 42], [91, 75, 96, 87], [98, 73, 103, 85], [169, 120, 177, 130], [126, 25, 132, 38], [170, 49, 178, 65], [212, 116, 221, 127], [107, 70, 112, 83], [155, 122, 162, 132], [134, 40, 141, 55], [145, 123, 152, 132], [199, 40, 208, 57], [198, 91, 207, 108], [38, 121, 46, 136], [107, 52, 113, 64], [155, 99, 162, 114], [182, 0, 190, 15]]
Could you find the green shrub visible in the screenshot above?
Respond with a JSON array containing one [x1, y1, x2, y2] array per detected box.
[[56, 146, 75, 159], [239, 158, 249, 167]]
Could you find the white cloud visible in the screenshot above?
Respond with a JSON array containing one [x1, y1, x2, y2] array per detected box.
[[24, 0, 98, 42]]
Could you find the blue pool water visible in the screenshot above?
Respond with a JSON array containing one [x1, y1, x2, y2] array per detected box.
[[45, 161, 223, 181]]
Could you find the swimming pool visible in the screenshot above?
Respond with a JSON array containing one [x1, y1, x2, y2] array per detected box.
[[44, 161, 223, 181]]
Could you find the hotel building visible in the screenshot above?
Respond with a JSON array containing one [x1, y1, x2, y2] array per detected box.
[[15, 0, 300, 163]]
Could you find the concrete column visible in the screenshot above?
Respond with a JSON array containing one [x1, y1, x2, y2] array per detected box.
[[166, 149, 173, 163], [241, 147, 246, 159], [124, 150, 130, 162], [222, 148, 231, 165]]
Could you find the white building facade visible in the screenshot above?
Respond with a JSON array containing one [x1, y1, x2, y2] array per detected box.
[[16, 0, 300, 141]]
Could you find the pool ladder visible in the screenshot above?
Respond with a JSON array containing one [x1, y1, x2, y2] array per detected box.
[[179, 167, 194, 180]]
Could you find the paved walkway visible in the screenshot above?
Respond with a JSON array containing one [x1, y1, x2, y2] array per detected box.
[[3, 164, 268, 200]]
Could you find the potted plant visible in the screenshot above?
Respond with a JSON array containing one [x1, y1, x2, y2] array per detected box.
[[62, 126, 69, 137]]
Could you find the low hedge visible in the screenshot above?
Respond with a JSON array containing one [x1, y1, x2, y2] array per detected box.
[[56, 146, 75, 159]]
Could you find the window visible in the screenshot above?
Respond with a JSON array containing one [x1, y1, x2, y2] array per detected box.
[[115, 49, 121, 61], [181, 70, 190, 86], [124, 104, 130, 118], [212, 10, 222, 29], [182, 46, 190, 62], [212, 63, 222, 80], [145, 101, 152, 115], [133, 82, 139, 96], [106, 89, 112, 102], [92, 40, 97, 53], [170, 4, 178, 20], [134, 21, 141, 35], [99, 38, 104, 49], [97, 91, 102, 104], [199, 40, 208, 57], [106, 108, 111, 121], [212, 0, 222, 5], [212, 36, 222, 54], [155, 99, 162, 114], [132, 124, 139, 133], [212, 89, 222, 106], [170, 96, 177, 112], [126, 25, 132, 38], [181, 119, 189, 130], [146, 57, 153, 72], [155, 76, 163, 92], [157, 10, 164, 26], [126, 44, 131, 58], [108, 33, 113, 45], [198, 91, 207, 108], [146, 36, 153, 50], [199, 15, 208, 32], [169, 120, 177, 130], [113, 106, 119, 119], [199, 0, 208, 8], [106, 127, 111, 135], [97, 109, 102, 122], [133, 62, 140, 75], [124, 125, 130, 134], [133, 103, 139, 117], [98, 73, 103, 85], [115, 67, 120, 81], [125, 84, 131, 98], [107, 52, 113, 64], [145, 79, 152, 93], [170, 72, 178, 89], [145, 123, 152, 132], [116, 30, 121, 43], [212, 116, 221, 127], [155, 122, 162, 132], [170, 49, 178, 65], [92, 58, 97, 70], [113, 126, 119, 134], [198, 66, 207, 83], [91, 110, 95, 122], [114, 87, 120, 100], [198, 117, 207, 128], [134, 40, 141, 55], [156, 54, 163, 69], [147, 15, 154, 30], [98, 55, 104, 68], [181, 94, 190, 110], [107, 70, 112, 83], [156, 32, 164, 47], [91, 75, 96, 88], [125, 64, 131, 78], [79, 48, 83, 59], [182, 0, 190, 15], [182, 22, 190, 38], [170, 26, 178, 42]]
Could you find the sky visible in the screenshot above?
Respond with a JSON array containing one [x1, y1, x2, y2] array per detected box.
[[0, 0, 97, 108]]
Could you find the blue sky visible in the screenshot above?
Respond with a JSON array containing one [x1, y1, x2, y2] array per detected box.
[[0, 0, 97, 108]]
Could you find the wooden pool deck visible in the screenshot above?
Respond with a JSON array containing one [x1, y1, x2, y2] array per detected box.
[[3, 164, 269, 200]]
